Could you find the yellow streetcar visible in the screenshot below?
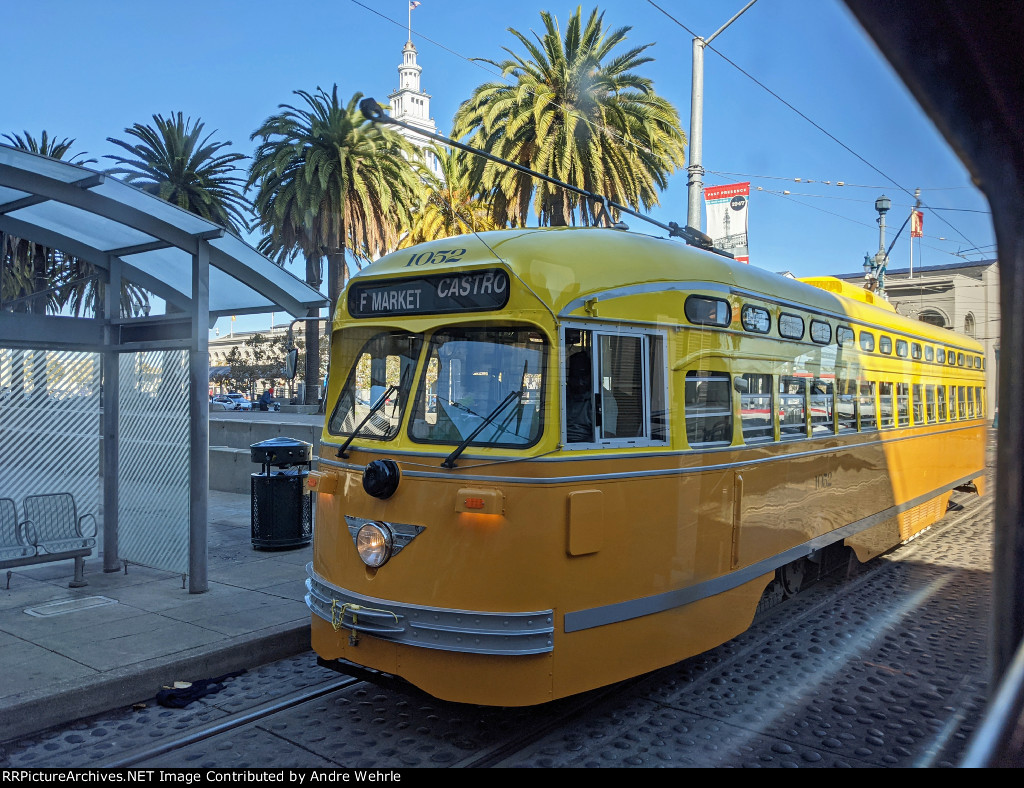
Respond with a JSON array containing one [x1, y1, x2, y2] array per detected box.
[[303, 226, 986, 706]]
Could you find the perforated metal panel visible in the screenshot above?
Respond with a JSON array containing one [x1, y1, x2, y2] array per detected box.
[[118, 350, 189, 574], [0, 348, 101, 517]]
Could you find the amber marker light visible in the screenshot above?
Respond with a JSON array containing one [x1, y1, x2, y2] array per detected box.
[[455, 488, 504, 515]]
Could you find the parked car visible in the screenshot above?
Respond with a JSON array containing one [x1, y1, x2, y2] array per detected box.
[[210, 395, 236, 411], [226, 393, 253, 411]]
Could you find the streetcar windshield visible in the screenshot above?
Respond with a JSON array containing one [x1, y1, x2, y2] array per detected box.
[[410, 327, 546, 447], [327, 331, 423, 440]]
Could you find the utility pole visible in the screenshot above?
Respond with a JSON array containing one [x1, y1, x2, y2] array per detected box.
[[686, 1, 759, 230]]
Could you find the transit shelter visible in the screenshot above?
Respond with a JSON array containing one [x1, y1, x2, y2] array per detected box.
[[0, 145, 327, 592]]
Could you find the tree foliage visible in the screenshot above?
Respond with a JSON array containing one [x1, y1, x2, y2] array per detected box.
[[105, 112, 252, 235], [452, 5, 687, 228]]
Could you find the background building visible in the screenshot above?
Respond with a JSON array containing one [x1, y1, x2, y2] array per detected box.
[[387, 39, 442, 177]]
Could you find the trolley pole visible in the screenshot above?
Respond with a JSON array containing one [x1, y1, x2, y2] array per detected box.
[[686, 1, 760, 230]]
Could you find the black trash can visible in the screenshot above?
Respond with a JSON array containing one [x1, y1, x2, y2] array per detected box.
[[250, 437, 313, 550]]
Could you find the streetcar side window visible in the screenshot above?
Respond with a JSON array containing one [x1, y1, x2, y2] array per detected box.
[[976, 386, 984, 417], [739, 373, 774, 444], [896, 339, 909, 358], [810, 378, 835, 435], [879, 382, 895, 428], [685, 370, 733, 446], [859, 381, 877, 431], [837, 326, 855, 346], [779, 376, 807, 440], [880, 336, 893, 355], [967, 387, 975, 418], [912, 343, 923, 360], [810, 319, 831, 344], [912, 384, 924, 424], [860, 331, 875, 352], [926, 385, 937, 423], [837, 377, 858, 433], [685, 296, 731, 327], [948, 386, 957, 421], [937, 385, 947, 421], [958, 386, 967, 419], [937, 348, 946, 364], [779, 313, 805, 340], [741, 304, 771, 333], [896, 383, 910, 427], [925, 346, 935, 362]]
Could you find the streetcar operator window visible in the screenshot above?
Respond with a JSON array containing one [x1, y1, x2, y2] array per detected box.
[[563, 326, 666, 447], [566, 350, 595, 442], [409, 327, 546, 447], [328, 331, 423, 440]]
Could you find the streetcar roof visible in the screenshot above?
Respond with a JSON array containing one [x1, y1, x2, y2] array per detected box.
[[354, 227, 984, 353]]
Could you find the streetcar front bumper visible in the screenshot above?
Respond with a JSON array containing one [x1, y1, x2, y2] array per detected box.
[[305, 563, 554, 656]]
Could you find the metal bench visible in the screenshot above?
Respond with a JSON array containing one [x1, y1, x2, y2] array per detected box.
[[1, 493, 97, 588]]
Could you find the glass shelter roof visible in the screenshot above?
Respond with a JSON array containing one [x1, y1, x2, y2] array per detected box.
[[0, 143, 327, 319]]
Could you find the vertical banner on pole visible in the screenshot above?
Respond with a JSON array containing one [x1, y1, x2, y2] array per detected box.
[[704, 182, 750, 263]]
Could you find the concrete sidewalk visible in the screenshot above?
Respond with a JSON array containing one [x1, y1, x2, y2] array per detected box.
[[0, 490, 313, 743]]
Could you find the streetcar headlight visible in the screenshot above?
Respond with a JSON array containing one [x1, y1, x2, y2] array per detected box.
[[356, 522, 394, 567]]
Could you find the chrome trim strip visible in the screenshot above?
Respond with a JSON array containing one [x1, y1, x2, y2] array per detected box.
[[559, 280, 731, 317], [563, 472, 981, 633], [318, 423, 985, 485], [305, 563, 554, 655]]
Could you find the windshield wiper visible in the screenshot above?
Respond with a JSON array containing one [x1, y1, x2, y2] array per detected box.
[[337, 385, 397, 459], [442, 390, 523, 469]]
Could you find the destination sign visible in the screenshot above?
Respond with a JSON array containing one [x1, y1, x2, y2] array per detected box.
[[347, 268, 511, 318]]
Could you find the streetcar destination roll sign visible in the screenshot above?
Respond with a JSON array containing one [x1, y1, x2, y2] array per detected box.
[[348, 268, 510, 318]]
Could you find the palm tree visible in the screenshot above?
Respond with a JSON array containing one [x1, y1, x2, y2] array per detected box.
[[1, 132, 98, 316], [247, 86, 420, 404], [105, 112, 252, 235], [399, 144, 498, 247], [452, 6, 687, 228]]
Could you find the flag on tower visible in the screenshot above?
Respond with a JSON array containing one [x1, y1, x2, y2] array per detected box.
[[911, 209, 924, 237], [410, 1, 421, 8]]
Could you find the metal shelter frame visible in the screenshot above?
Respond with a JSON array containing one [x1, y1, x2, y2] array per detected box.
[[0, 144, 327, 593]]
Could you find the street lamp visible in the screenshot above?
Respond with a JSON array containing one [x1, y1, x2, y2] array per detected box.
[[863, 195, 891, 297]]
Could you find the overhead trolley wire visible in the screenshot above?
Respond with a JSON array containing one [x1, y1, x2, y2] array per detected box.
[[644, 0, 988, 255]]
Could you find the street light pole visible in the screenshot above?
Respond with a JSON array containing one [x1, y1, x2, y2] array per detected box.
[[686, 1, 760, 230]]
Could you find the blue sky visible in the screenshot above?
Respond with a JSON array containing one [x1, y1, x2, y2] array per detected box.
[[2, 0, 995, 337]]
